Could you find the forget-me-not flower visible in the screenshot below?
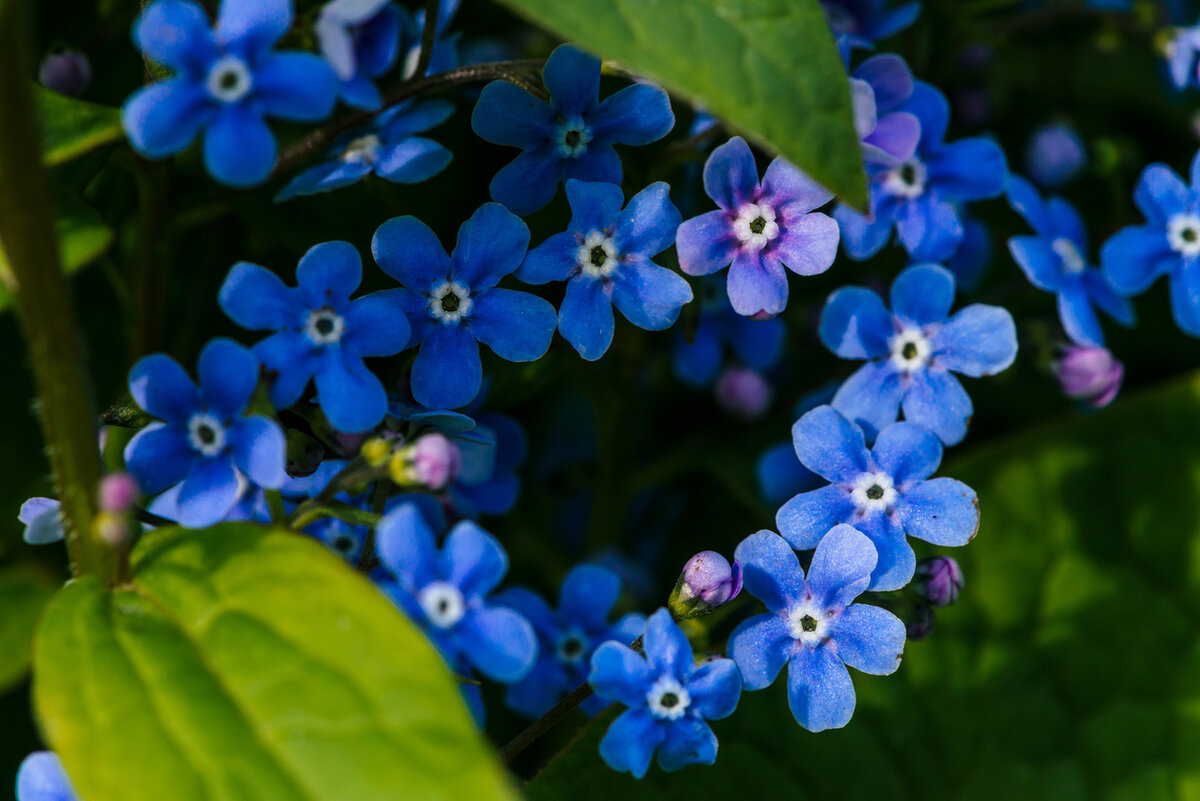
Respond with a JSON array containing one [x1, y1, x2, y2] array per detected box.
[[822, 0, 921, 49], [316, 0, 406, 110], [124, 339, 286, 529], [123, 0, 339, 187], [589, 607, 742, 778], [276, 100, 454, 200], [676, 136, 839, 318], [373, 502, 537, 682], [219, 241, 411, 433], [1101, 148, 1200, 336], [819, 263, 1018, 444], [519, 180, 691, 360], [498, 564, 645, 719], [1007, 176, 1133, 346], [372, 203, 557, 410], [673, 276, 786, 388], [17, 752, 78, 801], [776, 405, 979, 590], [729, 526, 905, 731], [471, 44, 674, 215], [849, 54, 920, 167]]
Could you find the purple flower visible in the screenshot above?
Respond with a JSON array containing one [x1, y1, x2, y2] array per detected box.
[[316, 0, 406, 110], [822, 0, 921, 49], [39, 49, 91, 97], [676, 136, 839, 317], [914, 555, 963, 607], [1053, 344, 1124, 408], [98, 474, 138, 513], [819, 263, 1018, 444], [728, 526, 905, 731], [19, 498, 63, 545], [849, 54, 920, 167], [679, 550, 743, 607], [714, 366, 772, 420]]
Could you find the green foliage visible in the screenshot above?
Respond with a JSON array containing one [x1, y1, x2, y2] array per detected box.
[[32, 525, 518, 801], [0, 561, 57, 693], [493, 0, 867, 208], [34, 85, 123, 166], [526, 372, 1200, 800]]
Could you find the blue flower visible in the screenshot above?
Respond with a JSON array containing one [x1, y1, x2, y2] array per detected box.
[[945, 214, 993, 291], [148, 480, 271, 525], [756, 443, 821, 507], [123, 339, 286, 528], [498, 564, 645, 718], [1167, 23, 1200, 91], [834, 82, 1008, 263], [818, 263, 1018, 444], [281, 460, 374, 562], [519, 181, 691, 360], [676, 137, 840, 317], [276, 100, 454, 200], [450, 412, 526, 517], [123, 0, 339, 187], [589, 608, 742, 777], [371, 203, 557, 409], [673, 276, 787, 388], [822, 0, 921, 49], [316, 0, 406, 110], [471, 44, 674, 215], [1025, 122, 1087, 189], [1101, 149, 1200, 336], [19, 498, 64, 545], [776, 405, 979, 590], [849, 54, 920, 167], [1007, 176, 1133, 347], [372, 502, 537, 681], [16, 752, 77, 801], [399, 0, 461, 78], [219, 241, 410, 433], [728, 526, 905, 732]]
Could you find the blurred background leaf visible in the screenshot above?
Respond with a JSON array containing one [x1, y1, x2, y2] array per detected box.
[[35, 85, 122, 166], [0, 561, 56, 693]]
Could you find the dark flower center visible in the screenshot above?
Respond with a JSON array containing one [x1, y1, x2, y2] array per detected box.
[[589, 245, 609, 267], [899, 162, 919, 186], [659, 692, 680, 708], [563, 129, 582, 148], [1184, 227, 1198, 243], [333, 535, 356, 553], [902, 342, 919, 360], [441, 292, 461, 313], [800, 614, 819, 632], [749, 216, 767, 235], [196, 424, 217, 446], [560, 636, 584, 660], [866, 484, 885, 500], [315, 316, 335, 336], [218, 68, 241, 91], [437, 597, 451, 614]]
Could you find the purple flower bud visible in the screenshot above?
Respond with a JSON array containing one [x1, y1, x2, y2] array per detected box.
[[681, 551, 742, 606], [1025, 122, 1087, 189], [1053, 345, 1123, 409], [98, 473, 138, 513], [915, 555, 964, 608], [38, 49, 91, 97], [906, 604, 935, 640], [714, 367, 772, 420], [414, 433, 461, 490]]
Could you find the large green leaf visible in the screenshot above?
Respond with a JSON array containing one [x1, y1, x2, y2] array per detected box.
[[33, 525, 518, 801], [493, 0, 867, 208], [0, 561, 58, 693], [35, 85, 123, 166], [526, 372, 1200, 800]]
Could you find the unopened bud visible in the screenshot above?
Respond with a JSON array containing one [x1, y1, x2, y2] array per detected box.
[[915, 556, 963, 608], [98, 473, 138, 514], [1053, 344, 1123, 409], [388, 434, 461, 490], [95, 511, 130, 547], [906, 604, 935, 641], [714, 367, 772, 420], [669, 551, 742, 619], [39, 49, 91, 97], [361, 436, 394, 467], [1025, 122, 1086, 189]]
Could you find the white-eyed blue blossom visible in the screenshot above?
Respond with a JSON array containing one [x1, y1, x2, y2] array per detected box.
[[676, 136, 839, 317], [276, 100, 454, 200], [1007, 176, 1133, 347], [372, 203, 556, 409], [519, 180, 691, 360], [728, 526, 905, 731], [219, 241, 411, 433], [822, 0, 921, 49], [849, 54, 920, 166], [776, 405, 979, 590], [471, 44, 674, 215], [819, 263, 1018, 444], [372, 502, 537, 682], [589, 608, 742, 777], [497, 564, 644, 719], [123, 338, 286, 528], [673, 276, 786, 388], [16, 752, 77, 801], [835, 82, 1008, 263], [315, 0, 405, 110], [123, 0, 339, 187], [1101, 149, 1200, 336]]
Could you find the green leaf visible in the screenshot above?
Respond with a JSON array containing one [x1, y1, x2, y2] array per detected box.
[[492, 0, 867, 207], [0, 560, 58, 693], [526, 371, 1200, 799], [33, 524, 518, 801], [35, 85, 123, 166]]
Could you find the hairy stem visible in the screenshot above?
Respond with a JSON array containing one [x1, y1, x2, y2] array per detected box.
[[413, 0, 441, 81]]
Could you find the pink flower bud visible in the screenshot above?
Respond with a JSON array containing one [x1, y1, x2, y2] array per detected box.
[[98, 473, 138, 513], [1053, 345, 1123, 409], [714, 367, 772, 420], [414, 434, 461, 490], [681, 551, 742, 606]]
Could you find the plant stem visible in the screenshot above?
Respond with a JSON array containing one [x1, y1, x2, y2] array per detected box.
[[0, 0, 114, 581], [413, 0, 440, 81]]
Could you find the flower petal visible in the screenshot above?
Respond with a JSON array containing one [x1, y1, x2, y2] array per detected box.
[[834, 202, 894, 261], [219, 261, 298, 330], [372, 215, 451, 290], [613, 181, 680, 257], [489, 145, 564, 216], [1100, 225, 1174, 296], [202, 103, 276, 187], [313, 348, 387, 433], [935, 303, 1017, 377], [900, 369, 972, 446], [589, 641, 653, 706], [787, 644, 856, 732], [598, 708, 664, 779], [518, 231, 578, 285], [458, 605, 537, 682], [198, 338, 257, 419], [296, 240, 361, 306], [771, 211, 839, 277], [806, 523, 876, 609], [341, 289, 411, 357], [253, 331, 317, 409], [728, 250, 787, 317], [642, 607, 694, 681], [134, 0, 217, 73], [776, 485, 856, 551], [870, 421, 942, 484], [375, 502, 439, 586], [1134, 163, 1188, 225], [124, 423, 194, 495], [1007, 235, 1064, 292], [857, 516, 916, 591], [228, 415, 285, 488], [926, 137, 1008, 202], [451, 203, 529, 290], [130, 353, 199, 422], [560, 563, 622, 631], [381, 99, 455, 139], [254, 52, 338, 121], [657, 717, 718, 772], [832, 604, 905, 675], [444, 519, 508, 597], [471, 81, 554, 149], [175, 455, 241, 528], [733, 530, 805, 612], [790, 404, 870, 484], [559, 276, 615, 361], [703, 137, 759, 210], [896, 477, 979, 546], [122, 80, 213, 159], [1057, 280, 1105, 347], [411, 324, 482, 409], [611, 259, 693, 331], [818, 286, 892, 359], [676, 210, 736, 277], [761, 157, 834, 214], [470, 288, 556, 361], [215, 0, 291, 58], [728, 613, 792, 690], [375, 136, 452, 183], [543, 44, 601, 116], [890, 263, 955, 326], [590, 82, 674, 145], [685, 658, 742, 720], [830, 361, 905, 439], [729, 313, 786, 369], [17, 751, 77, 801]]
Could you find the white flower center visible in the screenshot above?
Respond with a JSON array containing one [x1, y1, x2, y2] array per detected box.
[[851, 471, 897, 513], [733, 203, 780, 251], [786, 601, 828, 645], [187, 412, 227, 457], [1051, 237, 1086, 275], [889, 327, 932, 372], [575, 230, 619, 278], [555, 628, 589, 665], [882, 157, 927, 199], [342, 134, 382, 165], [429, 280, 473, 324], [304, 307, 347, 345], [646, 676, 691, 720], [554, 117, 593, 158], [418, 581, 466, 629], [205, 55, 253, 103], [1168, 213, 1200, 257]]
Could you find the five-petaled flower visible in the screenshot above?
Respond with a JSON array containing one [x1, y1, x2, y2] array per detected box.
[[676, 136, 840, 317], [471, 44, 675, 215], [315, 0, 406, 111], [124, 339, 287, 528], [123, 0, 339, 187], [519, 180, 692, 360], [819, 263, 1018, 444], [589, 608, 742, 778], [776, 405, 979, 590], [728, 526, 906, 731], [372, 202, 557, 409]]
